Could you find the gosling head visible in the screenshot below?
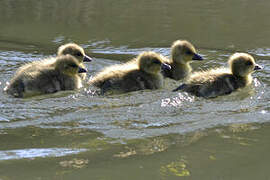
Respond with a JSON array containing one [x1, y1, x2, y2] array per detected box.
[[229, 53, 262, 77], [138, 51, 171, 75], [171, 40, 203, 64], [57, 43, 92, 63], [55, 55, 87, 76]]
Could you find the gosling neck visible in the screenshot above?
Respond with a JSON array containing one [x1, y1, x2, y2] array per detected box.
[[234, 74, 252, 86], [172, 61, 191, 71]]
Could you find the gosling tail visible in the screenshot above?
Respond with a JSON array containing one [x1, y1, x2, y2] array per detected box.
[[5, 79, 25, 98]]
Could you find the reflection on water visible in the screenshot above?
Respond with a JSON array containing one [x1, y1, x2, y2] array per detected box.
[[1, 0, 270, 50], [1, 123, 269, 180], [0, 0, 270, 179], [0, 148, 87, 160]]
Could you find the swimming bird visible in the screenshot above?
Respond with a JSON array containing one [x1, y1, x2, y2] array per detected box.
[[162, 40, 203, 80], [4, 55, 87, 98], [88, 51, 171, 94], [57, 43, 92, 63], [173, 53, 262, 98], [16, 43, 92, 80], [57, 43, 92, 80]]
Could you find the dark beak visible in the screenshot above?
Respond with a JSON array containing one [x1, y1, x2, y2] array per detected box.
[[254, 64, 262, 71], [83, 55, 93, 62], [78, 67, 87, 73], [192, 53, 203, 61], [161, 63, 171, 71]]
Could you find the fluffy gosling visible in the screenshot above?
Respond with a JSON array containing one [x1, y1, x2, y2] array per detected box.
[[57, 43, 92, 63], [16, 43, 92, 80], [173, 53, 262, 98], [5, 55, 87, 98], [88, 51, 171, 94], [162, 40, 203, 80], [57, 43, 92, 80]]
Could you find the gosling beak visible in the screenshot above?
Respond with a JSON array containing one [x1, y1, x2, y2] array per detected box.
[[192, 53, 203, 61], [78, 67, 87, 73], [254, 64, 262, 71], [161, 63, 171, 71], [83, 55, 93, 62]]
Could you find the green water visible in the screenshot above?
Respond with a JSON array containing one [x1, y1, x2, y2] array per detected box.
[[0, 0, 270, 179]]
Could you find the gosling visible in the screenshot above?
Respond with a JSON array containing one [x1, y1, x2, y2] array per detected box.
[[88, 51, 171, 94], [17, 43, 92, 80], [162, 40, 203, 80], [4, 55, 87, 98], [57, 43, 92, 63], [173, 53, 262, 98]]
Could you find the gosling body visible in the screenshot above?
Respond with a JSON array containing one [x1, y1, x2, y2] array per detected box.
[[162, 40, 203, 80], [88, 51, 171, 94], [5, 55, 87, 98], [16, 43, 92, 80], [173, 53, 262, 98]]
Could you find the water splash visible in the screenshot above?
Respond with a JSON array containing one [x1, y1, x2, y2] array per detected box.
[[161, 93, 195, 107], [260, 110, 267, 114]]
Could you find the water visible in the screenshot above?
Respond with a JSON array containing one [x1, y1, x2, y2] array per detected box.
[[0, 0, 270, 179]]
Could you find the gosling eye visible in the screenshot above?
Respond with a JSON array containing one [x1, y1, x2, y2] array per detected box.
[[186, 50, 193, 55], [76, 52, 83, 57], [245, 61, 253, 66], [70, 64, 78, 68], [152, 59, 161, 65]]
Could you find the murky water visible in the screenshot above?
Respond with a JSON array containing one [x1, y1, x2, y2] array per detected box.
[[0, 0, 270, 179]]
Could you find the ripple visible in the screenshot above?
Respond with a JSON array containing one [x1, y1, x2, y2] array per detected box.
[[0, 50, 44, 63], [92, 46, 171, 56], [249, 48, 270, 57], [0, 148, 87, 161]]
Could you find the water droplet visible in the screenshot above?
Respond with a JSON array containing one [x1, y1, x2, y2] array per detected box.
[[261, 110, 267, 114]]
